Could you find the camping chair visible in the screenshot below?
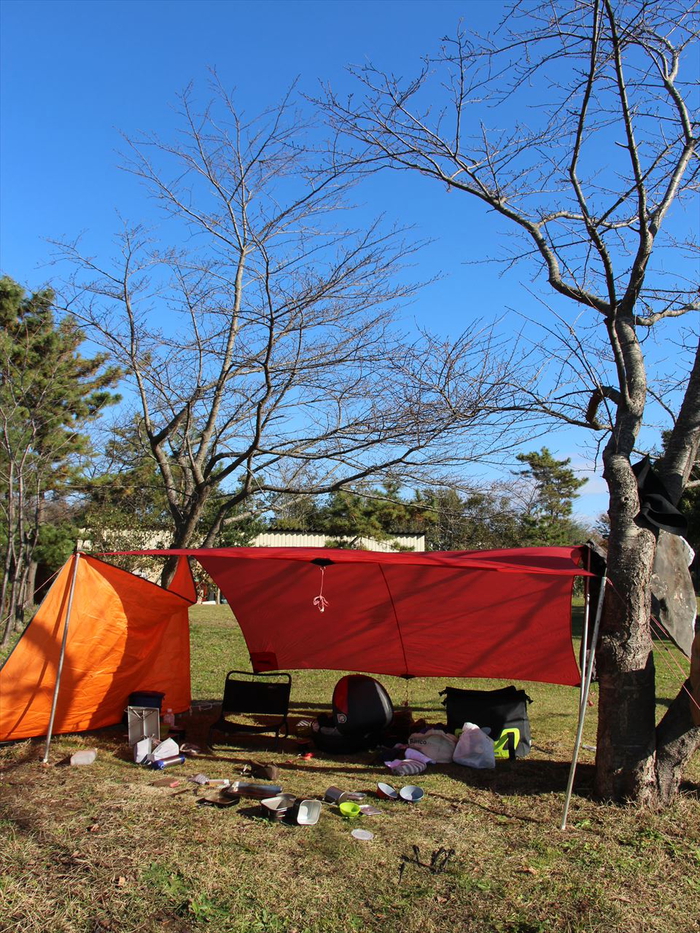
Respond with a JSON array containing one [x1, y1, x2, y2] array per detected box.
[[208, 670, 292, 749]]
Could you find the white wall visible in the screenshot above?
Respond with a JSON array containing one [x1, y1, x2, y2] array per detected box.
[[251, 531, 425, 552]]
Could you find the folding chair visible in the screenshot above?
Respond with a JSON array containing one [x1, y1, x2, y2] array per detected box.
[[208, 670, 292, 749]]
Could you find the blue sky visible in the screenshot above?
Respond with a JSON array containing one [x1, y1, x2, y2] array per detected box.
[[4, 0, 691, 523], [1, 0, 507, 297], [1, 0, 496, 261]]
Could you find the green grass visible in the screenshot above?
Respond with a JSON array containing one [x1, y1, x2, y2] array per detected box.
[[0, 601, 698, 933]]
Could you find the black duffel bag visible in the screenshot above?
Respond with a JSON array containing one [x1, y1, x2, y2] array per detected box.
[[439, 685, 532, 759]]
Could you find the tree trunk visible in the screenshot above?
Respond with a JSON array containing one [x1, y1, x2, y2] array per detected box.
[[13, 559, 31, 634], [160, 556, 179, 590], [25, 559, 38, 610], [0, 549, 13, 647], [595, 452, 659, 802], [158, 482, 212, 589], [21, 492, 43, 618], [159, 509, 205, 589], [0, 463, 16, 646], [595, 452, 700, 803]]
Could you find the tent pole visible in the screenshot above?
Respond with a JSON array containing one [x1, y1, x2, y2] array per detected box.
[[560, 571, 606, 830], [42, 550, 81, 764], [579, 551, 591, 715]]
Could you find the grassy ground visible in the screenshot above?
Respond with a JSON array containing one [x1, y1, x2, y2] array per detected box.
[[0, 603, 698, 933]]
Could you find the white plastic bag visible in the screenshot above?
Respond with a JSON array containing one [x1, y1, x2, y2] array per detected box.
[[452, 722, 495, 769], [147, 737, 180, 764]]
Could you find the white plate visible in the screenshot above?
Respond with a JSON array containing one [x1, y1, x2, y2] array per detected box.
[[351, 828, 374, 841]]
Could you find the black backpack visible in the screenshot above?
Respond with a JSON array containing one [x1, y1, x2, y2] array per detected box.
[[439, 685, 532, 759]]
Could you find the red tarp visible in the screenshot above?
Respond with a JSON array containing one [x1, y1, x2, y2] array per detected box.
[[111, 546, 591, 686], [0, 546, 591, 742]]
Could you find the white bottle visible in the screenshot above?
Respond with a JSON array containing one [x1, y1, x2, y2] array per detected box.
[[70, 748, 97, 766], [163, 708, 175, 728]]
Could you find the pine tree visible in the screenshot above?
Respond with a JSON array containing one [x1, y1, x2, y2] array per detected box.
[[515, 449, 588, 546], [0, 276, 121, 642]]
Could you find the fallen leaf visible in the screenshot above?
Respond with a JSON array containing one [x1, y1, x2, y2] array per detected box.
[[116, 876, 127, 887], [88, 823, 100, 833]]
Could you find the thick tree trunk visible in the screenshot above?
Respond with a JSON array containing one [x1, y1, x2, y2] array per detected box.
[[158, 481, 212, 588], [595, 459, 699, 803], [595, 451, 659, 802], [595, 622, 658, 802]]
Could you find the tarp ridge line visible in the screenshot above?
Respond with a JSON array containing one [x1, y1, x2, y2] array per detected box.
[[95, 546, 595, 577]]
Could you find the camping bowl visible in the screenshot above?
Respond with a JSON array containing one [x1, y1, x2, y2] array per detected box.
[[376, 782, 398, 800], [296, 799, 322, 826], [338, 801, 361, 819], [260, 794, 296, 821], [399, 785, 425, 803]]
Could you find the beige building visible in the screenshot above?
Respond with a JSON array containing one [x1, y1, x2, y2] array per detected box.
[[250, 531, 425, 552]]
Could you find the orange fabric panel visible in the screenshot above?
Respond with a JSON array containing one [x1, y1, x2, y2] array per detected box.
[[0, 555, 192, 742]]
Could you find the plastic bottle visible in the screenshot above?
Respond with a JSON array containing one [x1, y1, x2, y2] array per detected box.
[[152, 754, 186, 770], [163, 708, 175, 728]]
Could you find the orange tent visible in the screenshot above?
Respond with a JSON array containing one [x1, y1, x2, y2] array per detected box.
[[0, 554, 195, 743]]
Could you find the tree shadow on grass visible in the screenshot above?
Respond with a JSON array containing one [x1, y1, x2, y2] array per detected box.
[[446, 758, 596, 798], [188, 743, 598, 799]]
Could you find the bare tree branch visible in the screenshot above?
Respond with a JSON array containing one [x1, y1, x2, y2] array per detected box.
[[55, 85, 530, 572]]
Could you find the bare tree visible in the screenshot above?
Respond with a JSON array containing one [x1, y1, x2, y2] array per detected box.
[[322, 0, 700, 804], [58, 84, 527, 585]]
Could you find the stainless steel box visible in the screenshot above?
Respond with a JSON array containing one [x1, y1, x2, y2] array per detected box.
[[127, 706, 161, 746]]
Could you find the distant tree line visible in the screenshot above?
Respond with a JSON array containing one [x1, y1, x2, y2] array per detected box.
[[271, 452, 589, 552]]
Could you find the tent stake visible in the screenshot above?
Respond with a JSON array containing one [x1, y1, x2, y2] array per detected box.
[[42, 550, 81, 764], [560, 571, 606, 830]]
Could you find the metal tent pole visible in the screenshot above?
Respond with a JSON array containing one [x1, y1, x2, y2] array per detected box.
[[42, 550, 81, 764], [579, 550, 592, 716], [560, 571, 606, 830]]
